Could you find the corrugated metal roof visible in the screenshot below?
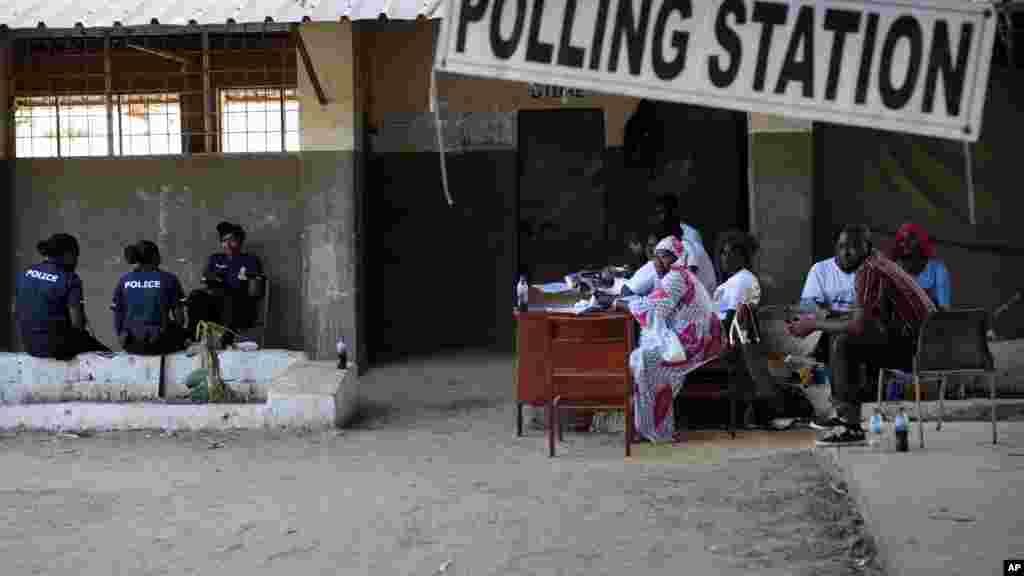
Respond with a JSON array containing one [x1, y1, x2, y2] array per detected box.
[[0, 0, 444, 29]]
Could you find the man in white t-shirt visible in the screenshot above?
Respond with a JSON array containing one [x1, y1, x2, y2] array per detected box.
[[800, 233, 859, 313]]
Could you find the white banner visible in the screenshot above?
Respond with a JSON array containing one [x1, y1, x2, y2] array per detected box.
[[436, 0, 998, 141]]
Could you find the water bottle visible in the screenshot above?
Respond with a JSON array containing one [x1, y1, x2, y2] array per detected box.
[[869, 410, 883, 451], [336, 338, 347, 370], [894, 408, 909, 452], [516, 275, 529, 312]]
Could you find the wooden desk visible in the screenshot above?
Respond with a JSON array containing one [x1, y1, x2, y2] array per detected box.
[[514, 308, 635, 456]]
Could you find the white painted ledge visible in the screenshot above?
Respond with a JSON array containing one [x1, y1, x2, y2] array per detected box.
[[0, 349, 359, 432]]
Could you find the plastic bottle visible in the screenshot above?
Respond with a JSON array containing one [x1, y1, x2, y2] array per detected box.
[[516, 275, 529, 312], [894, 408, 909, 452], [336, 338, 347, 370], [869, 409, 883, 451]]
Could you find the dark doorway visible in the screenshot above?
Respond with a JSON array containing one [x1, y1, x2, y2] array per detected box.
[[364, 147, 517, 366], [517, 109, 607, 283]]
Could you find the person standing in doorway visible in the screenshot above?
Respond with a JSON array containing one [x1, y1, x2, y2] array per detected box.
[[652, 194, 717, 295]]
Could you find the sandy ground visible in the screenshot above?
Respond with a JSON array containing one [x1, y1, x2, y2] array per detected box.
[[0, 351, 884, 575]]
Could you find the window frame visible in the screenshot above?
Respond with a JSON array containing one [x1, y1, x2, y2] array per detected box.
[[13, 92, 185, 159], [217, 86, 300, 155]]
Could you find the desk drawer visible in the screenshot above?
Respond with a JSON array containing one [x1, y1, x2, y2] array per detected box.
[[550, 341, 629, 373], [552, 374, 630, 403]]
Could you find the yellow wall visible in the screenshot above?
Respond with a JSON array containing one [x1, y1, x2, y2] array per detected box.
[[749, 113, 812, 133], [298, 22, 357, 152], [358, 21, 639, 147]]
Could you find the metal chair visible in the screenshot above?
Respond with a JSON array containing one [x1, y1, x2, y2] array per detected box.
[[877, 308, 998, 448], [249, 276, 271, 349]]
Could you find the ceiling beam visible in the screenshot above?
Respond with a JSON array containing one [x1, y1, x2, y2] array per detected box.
[[294, 28, 329, 106], [126, 42, 191, 67]]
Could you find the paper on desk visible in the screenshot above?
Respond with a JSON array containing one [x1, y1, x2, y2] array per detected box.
[[534, 282, 576, 294]]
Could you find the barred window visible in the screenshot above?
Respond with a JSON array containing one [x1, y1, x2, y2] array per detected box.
[[14, 93, 182, 158], [220, 87, 299, 154], [117, 94, 182, 156]]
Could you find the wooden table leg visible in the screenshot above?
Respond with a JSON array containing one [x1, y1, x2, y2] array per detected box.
[[548, 400, 557, 458], [625, 397, 633, 458]]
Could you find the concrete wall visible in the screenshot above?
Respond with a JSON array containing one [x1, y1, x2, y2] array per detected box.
[[297, 22, 362, 364], [8, 156, 307, 350], [749, 115, 814, 304], [0, 40, 10, 350]]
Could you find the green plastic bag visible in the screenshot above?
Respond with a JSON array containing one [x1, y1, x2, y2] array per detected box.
[[185, 368, 210, 402]]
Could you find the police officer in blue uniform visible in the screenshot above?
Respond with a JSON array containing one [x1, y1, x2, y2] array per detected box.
[[16, 233, 110, 360], [112, 240, 188, 355], [185, 222, 264, 345]]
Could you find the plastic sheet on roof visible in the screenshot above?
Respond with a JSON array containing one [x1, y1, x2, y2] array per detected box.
[[0, 0, 442, 29]]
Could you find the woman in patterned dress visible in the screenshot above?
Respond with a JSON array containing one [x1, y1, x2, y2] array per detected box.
[[615, 236, 724, 442]]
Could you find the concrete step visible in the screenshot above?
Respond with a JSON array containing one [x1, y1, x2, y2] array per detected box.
[[0, 360, 359, 432], [0, 349, 307, 404]]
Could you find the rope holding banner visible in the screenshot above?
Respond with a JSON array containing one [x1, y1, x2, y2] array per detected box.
[[964, 140, 976, 226], [431, 35, 455, 207]]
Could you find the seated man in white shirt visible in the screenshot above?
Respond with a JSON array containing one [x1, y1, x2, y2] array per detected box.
[[799, 230, 859, 314]]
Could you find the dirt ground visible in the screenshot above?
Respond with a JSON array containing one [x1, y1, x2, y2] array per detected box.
[[0, 351, 885, 575]]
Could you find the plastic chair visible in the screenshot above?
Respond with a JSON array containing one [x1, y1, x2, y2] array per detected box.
[[877, 308, 998, 448]]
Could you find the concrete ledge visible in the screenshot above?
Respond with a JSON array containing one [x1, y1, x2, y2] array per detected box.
[[267, 361, 360, 428], [814, 446, 896, 576], [163, 349, 308, 400], [0, 353, 161, 404], [814, 422, 1024, 576], [864, 399, 1024, 422], [0, 402, 269, 431], [0, 362, 359, 432], [0, 349, 307, 405]]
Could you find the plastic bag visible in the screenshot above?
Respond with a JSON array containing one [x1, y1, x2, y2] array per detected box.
[[654, 315, 687, 364]]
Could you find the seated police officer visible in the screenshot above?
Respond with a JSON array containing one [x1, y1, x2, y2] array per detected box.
[[112, 240, 188, 355], [185, 222, 264, 345], [16, 233, 110, 360]]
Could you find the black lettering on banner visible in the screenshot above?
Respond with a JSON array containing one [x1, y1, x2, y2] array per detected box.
[[608, 0, 654, 76], [854, 12, 880, 104], [557, 0, 586, 68], [457, 0, 490, 53], [751, 2, 789, 93], [823, 9, 862, 101], [922, 21, 973, 116], [878, 15, 923, 110], [651, 0, 692, 80], [708, 0, 745, 88], [526, 0, 554, 64], [775, 5, 814, 97], [589, 0, 612, 70], [490, 0, 527, 60]]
